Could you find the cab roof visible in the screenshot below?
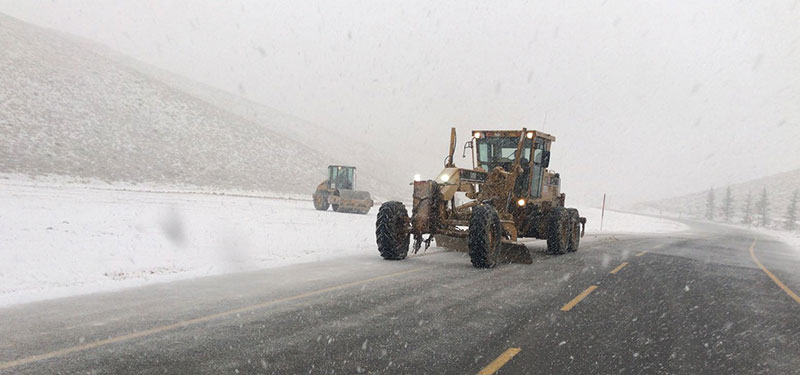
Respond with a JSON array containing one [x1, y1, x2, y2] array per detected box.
[[472, 130, 556, 142], [328, 165, 357, 169]]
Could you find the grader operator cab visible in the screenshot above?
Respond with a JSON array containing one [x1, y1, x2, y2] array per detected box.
[[313, 165, 374, 214], [375, 128, 585, 268]]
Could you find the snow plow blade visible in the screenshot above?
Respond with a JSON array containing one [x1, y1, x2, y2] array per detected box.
[[328, 189, 374, 214], [433, 235, 533, 264]]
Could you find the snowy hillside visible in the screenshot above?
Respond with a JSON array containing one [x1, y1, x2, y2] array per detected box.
[[100, 52, 418, 196], [0, 13, 406, 200], [636, 168, 800, 225]]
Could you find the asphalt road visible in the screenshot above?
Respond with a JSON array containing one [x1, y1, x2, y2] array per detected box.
[[1, 220, 798, 374]]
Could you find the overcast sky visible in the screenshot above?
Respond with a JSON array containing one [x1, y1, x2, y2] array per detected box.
[[1, 0, 798, 206]]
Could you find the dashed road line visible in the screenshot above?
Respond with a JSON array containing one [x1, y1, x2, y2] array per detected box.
[[609, 262, 629, 274], [477, 347, 522, 375], [635, 251, 648, 257], [560, 285, 598, 312]]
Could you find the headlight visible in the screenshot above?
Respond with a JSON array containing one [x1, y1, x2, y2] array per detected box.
[[526, 132, 534, 139], [473, 132, 481, 139], [413, 174, 422, 182], [439, 174, 450, 182], [517, 199, 526, 207]]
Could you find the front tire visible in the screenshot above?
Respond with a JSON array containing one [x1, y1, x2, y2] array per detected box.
[[547, 207, 570, 254], [567, 208, 581, 253], [313, 191, 329, 211], [469, 204, 502, 268], [376, 201, 410, 260]]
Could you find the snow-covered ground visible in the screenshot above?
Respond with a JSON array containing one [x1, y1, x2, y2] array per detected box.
[[580, 207, 688, 234], [0, 182, 378, 306], [1, 182, 686, 307], [636, 204, 800, 256], [748, 227, 800, 258]]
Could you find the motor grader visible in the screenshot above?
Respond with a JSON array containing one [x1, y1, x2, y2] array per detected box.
[[375, 128, 585, 268], [313, 165, 374, 214]]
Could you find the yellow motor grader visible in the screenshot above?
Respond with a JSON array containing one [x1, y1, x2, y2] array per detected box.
[[313, 165, 374, 214], [375, 128, 585, 268]]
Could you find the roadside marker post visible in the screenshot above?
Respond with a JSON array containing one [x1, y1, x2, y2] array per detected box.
[[601, 193, 606, 231]]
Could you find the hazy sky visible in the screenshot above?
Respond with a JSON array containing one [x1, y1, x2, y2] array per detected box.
[[1, 0, 799, 206]]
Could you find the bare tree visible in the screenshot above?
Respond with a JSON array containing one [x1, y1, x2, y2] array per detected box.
[[785, 190, 798, 231], [722, 186, 734, 222]]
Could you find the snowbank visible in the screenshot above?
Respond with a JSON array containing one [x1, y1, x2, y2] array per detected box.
[[581, 207, 688, 234], [0, 172, 312, 201], [0, 182, 376, 306], [0, 182, 685, 307], [750, 227, 800, 257]]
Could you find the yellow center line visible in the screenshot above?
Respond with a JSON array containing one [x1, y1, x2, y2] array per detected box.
[[560, 285, 598, 312], [609, 262, 629, 274], [748, 238, 800, 305], [477, 347, 522, 375], [0, 267, 426, 371], [635, 251, 648, 257]]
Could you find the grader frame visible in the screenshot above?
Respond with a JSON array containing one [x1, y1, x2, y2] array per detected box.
[[375, 128, 585, 268]]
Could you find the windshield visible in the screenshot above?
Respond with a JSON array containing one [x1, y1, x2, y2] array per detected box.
[[329, 167, 354, 190], [476, 137, 532, 172], [530, 139, 547, 198]]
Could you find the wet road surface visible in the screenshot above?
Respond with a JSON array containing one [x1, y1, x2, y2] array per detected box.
[[1, 220, 798, 374]]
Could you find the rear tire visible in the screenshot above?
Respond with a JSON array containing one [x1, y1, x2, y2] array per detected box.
[[547, 207, 570, 255], [469, 204, 502, 268], [376, 201, 410, 260], [313, 191, 329, 211], [567, 208, 581, 253]]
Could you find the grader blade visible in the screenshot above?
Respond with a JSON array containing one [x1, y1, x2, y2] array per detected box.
[[433, 235, 533, 264], [433, 234, 469, 252], [497, 240, 533, 264]]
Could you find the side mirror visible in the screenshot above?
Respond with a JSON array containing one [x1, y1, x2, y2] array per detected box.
[[542, 151, 551, 168]]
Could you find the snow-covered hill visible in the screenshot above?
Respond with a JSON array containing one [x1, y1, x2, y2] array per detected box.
[[0, 13, 406, 200], [100, 51, 418, 197], [636, 168, 800, 226]]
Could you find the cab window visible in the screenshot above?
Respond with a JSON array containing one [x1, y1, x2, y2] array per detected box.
[[529, 139, 547, 197]]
